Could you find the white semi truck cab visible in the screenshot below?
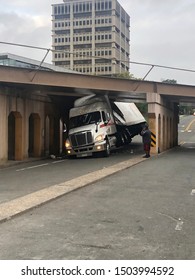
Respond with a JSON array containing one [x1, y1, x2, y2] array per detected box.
[[65, 95, 146, 158]]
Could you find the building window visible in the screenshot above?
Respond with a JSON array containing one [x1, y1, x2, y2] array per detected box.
[[52, 0, 129, 76]]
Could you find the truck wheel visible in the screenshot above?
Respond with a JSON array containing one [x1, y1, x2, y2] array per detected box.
[[103, 140, 110, 157]]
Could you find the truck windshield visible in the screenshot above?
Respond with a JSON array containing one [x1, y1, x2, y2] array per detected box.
[[69, 111, 101, 129]]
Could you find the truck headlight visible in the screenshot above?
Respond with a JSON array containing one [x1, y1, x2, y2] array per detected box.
[[65, 139, 71, 148], [95, 134, 104, 142]]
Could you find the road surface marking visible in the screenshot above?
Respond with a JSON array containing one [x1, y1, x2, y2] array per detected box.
[[191, 189, 195, 196], [185, 119, 195, 132], [157, 212, 184, 231], [157, 211, 177, 221], [52, 160, 65, 164], [16, 163, 49, 171], [175, 218, 183, 231]]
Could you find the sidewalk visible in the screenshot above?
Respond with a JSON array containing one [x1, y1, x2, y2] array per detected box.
[[0, 156, 147, 223]]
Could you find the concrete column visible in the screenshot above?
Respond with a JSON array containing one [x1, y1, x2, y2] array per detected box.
[[146, 92, 161, 154], [0, 94, 8, 162], [173, 103, 179, 146], [33, 114, 41, 157], [15, 112, 23, 160], [147, 92, 179, 153], [148, 112, 157, 154]]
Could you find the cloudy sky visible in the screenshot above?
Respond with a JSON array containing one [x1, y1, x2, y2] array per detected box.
[[0, 0, 195, 85]]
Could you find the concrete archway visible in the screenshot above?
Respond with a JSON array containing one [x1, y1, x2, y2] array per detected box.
[[28, 113, 41, 157], [8, 111, 22, 160]]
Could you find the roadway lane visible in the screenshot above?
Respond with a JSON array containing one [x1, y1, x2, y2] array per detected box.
[[178, 114, 195, 146], [0, 136, 143, 204], [0, 116, 194, 259]]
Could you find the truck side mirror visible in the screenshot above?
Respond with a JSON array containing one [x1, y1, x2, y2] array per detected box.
[[95, 122, 99, 132]]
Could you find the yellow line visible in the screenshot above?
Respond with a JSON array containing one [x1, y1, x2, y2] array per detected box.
[[185, 119, 195, 131]]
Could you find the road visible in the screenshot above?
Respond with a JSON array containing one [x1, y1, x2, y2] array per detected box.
[[0, 137, 144, 204], [0, 116, 195, 260]]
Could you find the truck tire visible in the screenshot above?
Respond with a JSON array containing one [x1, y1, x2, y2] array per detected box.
[[103, 140, 110, 157]]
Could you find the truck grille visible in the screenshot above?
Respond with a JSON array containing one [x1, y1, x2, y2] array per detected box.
[[70, 131, 93, 147]]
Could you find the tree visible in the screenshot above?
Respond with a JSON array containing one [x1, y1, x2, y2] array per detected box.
[[135, 103, 148, 118], [113, 72, 138, 79], [179, 103, 194, 115], [161, 79, 177, 84]]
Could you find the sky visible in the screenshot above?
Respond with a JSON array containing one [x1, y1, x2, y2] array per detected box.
[[0, 0, 195, 85]]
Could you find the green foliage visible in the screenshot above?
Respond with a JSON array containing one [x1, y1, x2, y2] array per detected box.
[[179, 104, 194, 115], [135, 102, 148, 118], [161, 79, 177, 84], [113, 72, 139, 79]]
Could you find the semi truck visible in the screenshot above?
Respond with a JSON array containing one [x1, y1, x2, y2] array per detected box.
[[65, 95, 146, 158]]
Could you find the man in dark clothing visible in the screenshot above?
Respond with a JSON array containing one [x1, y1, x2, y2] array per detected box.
[[140, 124, 151, 158]]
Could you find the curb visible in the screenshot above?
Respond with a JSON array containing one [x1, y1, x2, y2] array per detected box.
[[0, 157, 146, 223]]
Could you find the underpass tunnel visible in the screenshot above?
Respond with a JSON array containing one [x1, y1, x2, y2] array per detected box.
[[177, 101, 195, 147], [48, 92, 180, 157], [45, 95, 76, 156], [47, 116, 68, 156]]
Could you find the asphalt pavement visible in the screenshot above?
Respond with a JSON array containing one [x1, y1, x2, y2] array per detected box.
[[0, 144, 147, 223], [0, 144, 194, 260], [0, 116, 194, 260]]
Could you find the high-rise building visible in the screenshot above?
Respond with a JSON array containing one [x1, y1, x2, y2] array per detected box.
[[52, 0, 130, 76]]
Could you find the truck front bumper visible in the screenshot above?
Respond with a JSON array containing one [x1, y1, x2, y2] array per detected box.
[[66, 141, 107, 157]]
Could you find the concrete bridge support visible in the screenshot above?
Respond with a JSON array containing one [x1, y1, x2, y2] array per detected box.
[[0, 86, 71, 163], [147, 92, 179, 154], [0, 88, 48, 162]]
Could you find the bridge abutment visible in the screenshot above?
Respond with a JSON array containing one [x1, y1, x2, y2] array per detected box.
[[147, 92, 179, 154]]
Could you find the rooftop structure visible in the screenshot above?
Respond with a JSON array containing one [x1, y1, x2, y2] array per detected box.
[[0, 53, 76, 73]]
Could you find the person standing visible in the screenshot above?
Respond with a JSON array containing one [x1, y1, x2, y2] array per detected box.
[[140, 124, 151, 158]]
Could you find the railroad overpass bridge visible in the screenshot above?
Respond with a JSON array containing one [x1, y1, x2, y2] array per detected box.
[[0, 65, 195, 162]]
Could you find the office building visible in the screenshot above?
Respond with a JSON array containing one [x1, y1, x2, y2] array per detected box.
[[52, 0, 130, 76]]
